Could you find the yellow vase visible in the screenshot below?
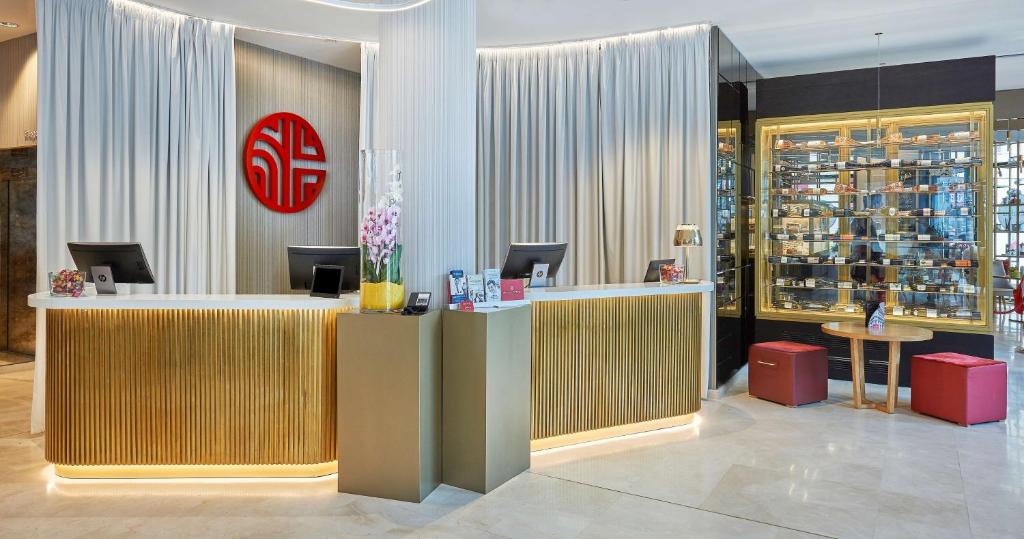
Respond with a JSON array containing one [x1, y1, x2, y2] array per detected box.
[[361, 281, 405, 312]]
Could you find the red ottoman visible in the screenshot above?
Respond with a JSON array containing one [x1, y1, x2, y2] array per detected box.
[[911, 353, 1007, 426], [749, 341, 828, 406]]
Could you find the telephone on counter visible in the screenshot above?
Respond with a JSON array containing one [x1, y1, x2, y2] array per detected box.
[[401, 292, 431, 315]]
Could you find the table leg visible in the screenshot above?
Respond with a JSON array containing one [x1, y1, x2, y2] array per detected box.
[[849, 338, 873, 409], [876, 342, 901, 414]]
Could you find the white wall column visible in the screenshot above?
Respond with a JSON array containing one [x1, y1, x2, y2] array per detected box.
[[376, 0, 477, 300]]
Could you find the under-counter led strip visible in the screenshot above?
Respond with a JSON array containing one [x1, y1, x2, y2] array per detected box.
[[531, 415, 703, 456]]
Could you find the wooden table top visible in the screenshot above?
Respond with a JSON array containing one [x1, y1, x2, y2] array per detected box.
[[821, 321, 933, 342]]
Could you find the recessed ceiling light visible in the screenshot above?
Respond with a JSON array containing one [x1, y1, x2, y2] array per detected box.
[[0, 21, 19, 29]]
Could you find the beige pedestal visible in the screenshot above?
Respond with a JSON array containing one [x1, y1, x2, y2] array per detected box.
[[337, 311, 442, 502], [442, 306, 531, 493]]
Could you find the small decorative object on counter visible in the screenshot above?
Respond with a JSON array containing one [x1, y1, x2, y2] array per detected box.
[[467, 273, 485, 303], [673, 224, 704, 283], [50, 269, 85, 297], [483, 269, 501, 301], [500, 279, 524, 301], [658, 264, 685, 284], [359, 149, 404, 312], [868, 302, 886, 332], [448, 269, 468, 304]]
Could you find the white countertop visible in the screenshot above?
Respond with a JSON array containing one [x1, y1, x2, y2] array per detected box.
[[28, 292, 360, 310], [523, 281, 713, 302], [30, 282, 712, 311], [449, 281, 714, 310]]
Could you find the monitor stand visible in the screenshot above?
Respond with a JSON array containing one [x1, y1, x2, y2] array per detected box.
[[528, 263, 551, 288], [91, 265, 118, 295]]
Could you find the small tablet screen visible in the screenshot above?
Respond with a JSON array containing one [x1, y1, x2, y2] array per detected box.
[[310, 265, 344, 298]]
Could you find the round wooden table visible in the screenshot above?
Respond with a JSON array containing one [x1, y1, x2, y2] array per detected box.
[[821, 322, 933, 413]]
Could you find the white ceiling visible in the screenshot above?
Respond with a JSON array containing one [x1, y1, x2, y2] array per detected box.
[[3, 0, 1024, 89], [235, 28, 363, 72]]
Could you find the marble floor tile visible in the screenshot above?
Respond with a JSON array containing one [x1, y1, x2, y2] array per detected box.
[[962, 480, 1024, 539], [1, 321, 1021, 538], [577, 490, 822, 539], [0, 351, 32, 367], [872, 491, 971, 539], [0, 370, 33, 438], [878, 451, 966, 503], [531, 432, 745, 507], [699, 464, 880, 539]]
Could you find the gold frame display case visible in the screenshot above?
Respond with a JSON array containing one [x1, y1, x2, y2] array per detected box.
[[717, 121, 741, 317], [755, 103, 993, 334]]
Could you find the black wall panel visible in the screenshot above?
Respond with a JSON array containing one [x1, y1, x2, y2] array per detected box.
[[758, 56, 995, 118]]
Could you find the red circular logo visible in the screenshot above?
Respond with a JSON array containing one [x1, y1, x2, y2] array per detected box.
[[243, 112, 327, 213]]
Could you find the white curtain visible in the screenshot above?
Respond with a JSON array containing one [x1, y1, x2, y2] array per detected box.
[[359, 42, 379, 150], [476, 41, 601, 285], [476, 25, 712, 285], [33, 0, 236, 432]]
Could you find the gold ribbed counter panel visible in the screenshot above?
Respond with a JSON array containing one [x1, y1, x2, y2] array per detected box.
[[45, 307, 348, 475], [530, 293, 702, 449]]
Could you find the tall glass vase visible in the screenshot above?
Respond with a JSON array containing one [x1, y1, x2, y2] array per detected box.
[[359, 149, 405, 312]]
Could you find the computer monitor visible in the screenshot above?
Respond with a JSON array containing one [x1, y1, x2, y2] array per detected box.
[[287, 246, 360, 292], [500, 242, 568, 282], [67, 242, 156, 285], [643, 259, 675, 283]]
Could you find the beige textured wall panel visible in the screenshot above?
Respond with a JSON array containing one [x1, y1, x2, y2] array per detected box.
[[0, 34, 38, 150], [377, 0, 477, 300], [235, 40, 361, 293]]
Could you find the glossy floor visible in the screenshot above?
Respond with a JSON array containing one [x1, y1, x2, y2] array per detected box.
[[0, 351, 33, 367], [0, 331, 1020, 539]]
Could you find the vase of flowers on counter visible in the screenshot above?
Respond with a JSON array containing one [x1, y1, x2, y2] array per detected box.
[[49, 269, 85, 297], [359, 149, 404, 312]]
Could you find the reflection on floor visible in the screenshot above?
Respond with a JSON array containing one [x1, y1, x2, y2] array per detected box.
[[0, 351, 32, 367], [0, 329, 1020, 538]]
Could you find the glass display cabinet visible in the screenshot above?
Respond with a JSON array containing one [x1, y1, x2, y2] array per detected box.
[[717, 122, 741, 316], [994, 121, 1023, 276], [755, 104, 992, 332]]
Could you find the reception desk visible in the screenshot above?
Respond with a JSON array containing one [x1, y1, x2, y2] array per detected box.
[[28, 292, 357, 479], [30, 281, 711, 477], [522, 282, 713, 450]]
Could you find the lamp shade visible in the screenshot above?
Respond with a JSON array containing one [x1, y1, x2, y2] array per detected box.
[[673, 224, 703, 247]]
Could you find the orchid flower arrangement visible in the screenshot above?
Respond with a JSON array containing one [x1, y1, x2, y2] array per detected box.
[[360, 168, 403, 284]]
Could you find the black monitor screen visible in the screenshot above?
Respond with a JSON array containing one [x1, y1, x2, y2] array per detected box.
[[287, 246, 360, 291], [500, 242, 568, 280], [67, 242, 156, 284]]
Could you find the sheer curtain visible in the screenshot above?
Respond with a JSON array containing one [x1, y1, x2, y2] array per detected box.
[[359, 42, 379, 149], [476, 24, 712, 285], [476, 41, 602, 285], [33, 0, 236, 432]]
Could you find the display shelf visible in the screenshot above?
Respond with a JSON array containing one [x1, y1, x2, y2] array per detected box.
[[771, 135, 980, 151], [755, 104, 992, 332], [717, 123, 741, 316], [993, 121, 1024, 288]]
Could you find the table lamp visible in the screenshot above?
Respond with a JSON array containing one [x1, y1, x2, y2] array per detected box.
[[673, 224, 703, 284]]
